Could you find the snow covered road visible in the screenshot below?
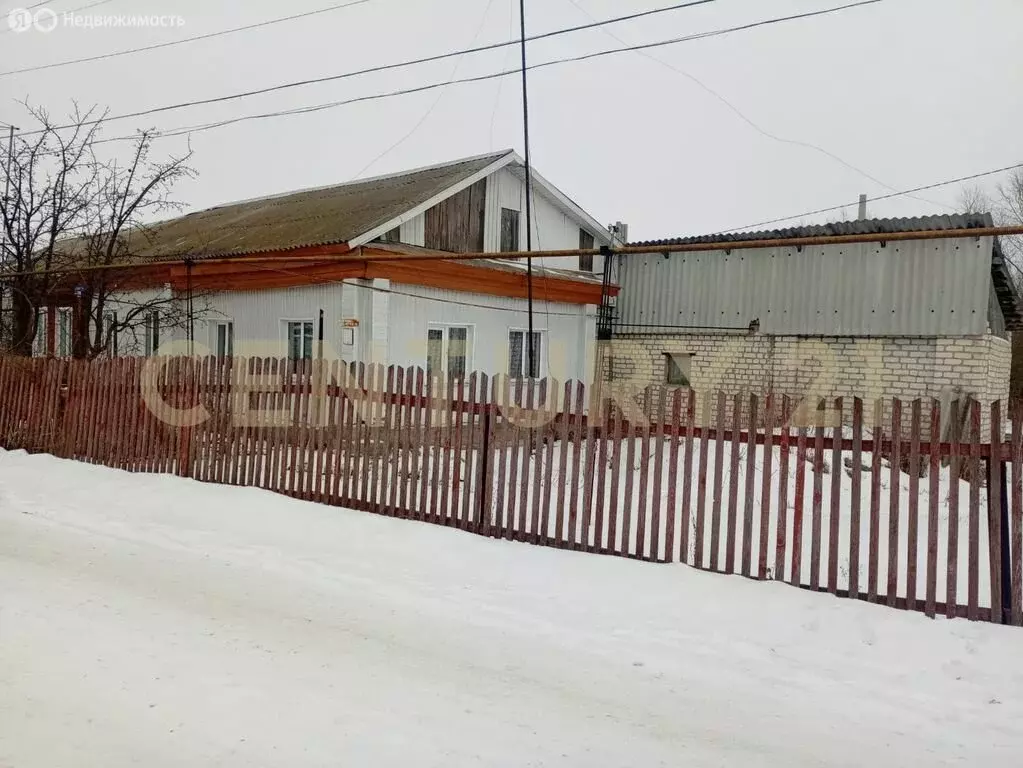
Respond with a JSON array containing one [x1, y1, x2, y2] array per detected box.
[[1, 450, 1021, 767]]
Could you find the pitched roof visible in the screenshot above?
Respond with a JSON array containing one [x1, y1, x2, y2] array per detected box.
[[630, 213, 1023, 331], [107, 151, 514, 261]]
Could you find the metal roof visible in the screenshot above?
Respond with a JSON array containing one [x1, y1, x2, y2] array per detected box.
[[628, 213, 999, 247], [88, 151, 514, 261], [628, 213, 1023, 331]]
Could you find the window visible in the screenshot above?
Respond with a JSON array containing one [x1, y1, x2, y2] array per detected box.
[[500, 208, 520, 252], [378, 226, 401, 244], [509, 329, 543, 379], [32, 309, 47, 357], [144, 311, 160, 356], [578, 229, 595, 272], [104, 311, 118, 357], [287, 321, 314, 361], [426, 325, 472, 379], [664, 353, 691, 387], [57, 307, 72, 358], [215, 321, 234, 359]]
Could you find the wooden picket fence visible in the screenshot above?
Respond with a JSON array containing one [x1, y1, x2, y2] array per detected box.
[[1, 354, 1021, 627]]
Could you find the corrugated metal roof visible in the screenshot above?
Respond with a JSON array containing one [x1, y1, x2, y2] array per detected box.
[[626, 216, 1018, 335], [76, 151, 513, 261], [628, 213, 998, 247]]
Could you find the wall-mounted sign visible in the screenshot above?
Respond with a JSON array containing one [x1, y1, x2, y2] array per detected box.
[[342, 318, 360, 328]]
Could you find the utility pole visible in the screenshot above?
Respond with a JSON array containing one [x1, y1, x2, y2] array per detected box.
[[518, 0, 536, 378]]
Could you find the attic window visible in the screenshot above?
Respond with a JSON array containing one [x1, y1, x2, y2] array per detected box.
[[378, 226, 401, 244], [578, 229, 595, 271]]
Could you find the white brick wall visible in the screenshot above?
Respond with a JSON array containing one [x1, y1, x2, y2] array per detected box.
[[601, 331, 1013, 434]]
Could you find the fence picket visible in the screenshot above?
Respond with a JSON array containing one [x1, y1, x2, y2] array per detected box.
[[989, 400, 1004, 624], [888, 398, 903, 608], [1012, 401, 1023, 627], [635, 387, 653, 559], [710, 392, 727, 571], [582, 383, 599, 552], [681, 391, 696, 565], [759, 395, 775, 579], [568, 381, 585, 549], [968, 401, 981, 620], [517, 381, 535, 539], [947, 400, 961, 619], [593, 387, 609, 552], [742, 394, 758, 578], [726, 393, 742, 574], [827, 398, 843, 593], [607, 405, 623, 554], [791, 424, 808, 588], [868, 399, 883, 603], [665, 390, 682, 563], [926, 400, 941, 619], [775, 395, 791, 581], [906, 400, 922, 611], [810, 399, 825, 591], [530, 379, 546, 542], [622, 411, 637, 558]]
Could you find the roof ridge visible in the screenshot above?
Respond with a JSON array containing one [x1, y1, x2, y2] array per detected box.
[[172, 149, 516, 222], [629, 213, 996, 247]]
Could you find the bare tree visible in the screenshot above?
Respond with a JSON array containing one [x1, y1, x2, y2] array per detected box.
[[1, 104, 201, 358], [0, 104, 104, 355], [956, 184, 992, 216], [69, 128, 197, 359]]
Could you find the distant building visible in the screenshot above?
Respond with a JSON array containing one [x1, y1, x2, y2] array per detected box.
[[604, 214, 1022, 418]]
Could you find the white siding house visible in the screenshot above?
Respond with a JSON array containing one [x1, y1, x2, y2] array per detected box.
[[43, 151, 614, 384]]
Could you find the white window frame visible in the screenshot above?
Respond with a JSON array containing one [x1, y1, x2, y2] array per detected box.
[[32, 308, 48, 357], [212, 320, 234, 359], [56, 307, 72, 358], [426, 323, 474, 380], [103, 311, 119, 357], [508, 327, 547, 380], [143, 311, 161, 357], [282, 318, 315, 362]]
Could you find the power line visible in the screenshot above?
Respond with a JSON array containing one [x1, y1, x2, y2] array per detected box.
[[0, 0, 374, 74], [351, 0, 499, 179], [720, 162, 1023, 233], [78, 0, 880, 147], [18, 0, 720, 135], [562, 0, 948, 211], [0, 0, 116, 35]]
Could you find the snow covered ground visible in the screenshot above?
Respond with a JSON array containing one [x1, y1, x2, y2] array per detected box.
[[1, 449, 1021, 767]]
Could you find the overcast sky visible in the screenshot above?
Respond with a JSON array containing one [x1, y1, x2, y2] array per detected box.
[[2, 0, 1021, 241]]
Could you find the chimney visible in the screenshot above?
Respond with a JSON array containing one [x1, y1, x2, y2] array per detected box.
[[857, 194, 868, 220]]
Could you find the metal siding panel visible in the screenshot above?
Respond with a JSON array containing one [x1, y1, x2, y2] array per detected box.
[[616, 236, 993, 336]]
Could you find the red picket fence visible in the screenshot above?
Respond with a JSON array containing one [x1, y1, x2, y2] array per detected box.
[[1, 355, 1021, 627]]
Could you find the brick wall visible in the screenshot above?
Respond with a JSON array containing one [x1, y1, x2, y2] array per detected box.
[[599, 331, 1012, 435]]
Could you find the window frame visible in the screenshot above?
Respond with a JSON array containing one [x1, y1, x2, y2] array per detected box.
[[508, 327, 547, 380], [663, 352, 692, 387], [282, 318, 316, 363], [425, 323, 474, 380], [56, 306, 72, 358], [578, 229, 595, 272], [144, 310, 161, 357], [213, 320, 235, 359]]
